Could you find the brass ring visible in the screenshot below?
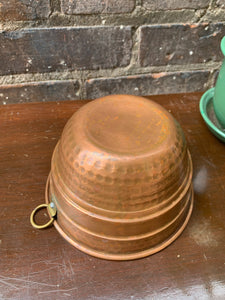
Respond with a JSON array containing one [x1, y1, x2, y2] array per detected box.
[[30, 203, 55, 229]]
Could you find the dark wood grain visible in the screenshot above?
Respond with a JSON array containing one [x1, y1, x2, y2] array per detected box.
[[1, 93, 225, 299]]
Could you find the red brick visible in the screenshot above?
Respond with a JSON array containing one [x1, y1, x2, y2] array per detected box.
[[61, 0, 135, 14], [0, 26, 132, 75], [139, 23, 225, 67], [0, 0, 50, 21], [0, 80, 80, 104], [85, 71, 210, 99], [143, 0, 210, 10]]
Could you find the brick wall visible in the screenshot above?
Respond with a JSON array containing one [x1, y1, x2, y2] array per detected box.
[[0, 0, 225, 104]]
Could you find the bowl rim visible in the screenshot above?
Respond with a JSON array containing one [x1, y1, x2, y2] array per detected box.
[[199, 87, 225, 141], [45, 173, 194, 260]]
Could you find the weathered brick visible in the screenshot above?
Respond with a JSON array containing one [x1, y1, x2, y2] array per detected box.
[[0, 27, 132, 76], [0, 80, 80, 104], [139, 23, 225, 67], [0, 0, 51, 21], [85, 71, 210, 99], [61, 0, 135, 14], [216, 0, 225, 8], [143, 0, 210, 10]]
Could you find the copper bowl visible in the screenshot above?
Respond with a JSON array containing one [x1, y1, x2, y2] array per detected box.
[[46, 95, 193, 260]]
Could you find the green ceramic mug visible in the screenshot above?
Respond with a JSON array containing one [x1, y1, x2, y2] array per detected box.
[[213, 36, 225, 128]]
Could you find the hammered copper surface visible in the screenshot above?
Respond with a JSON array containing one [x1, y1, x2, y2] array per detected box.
[[47, 94, 193, 260]]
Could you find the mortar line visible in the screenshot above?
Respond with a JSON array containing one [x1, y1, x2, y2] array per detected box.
[[0, 62, 222, 86]]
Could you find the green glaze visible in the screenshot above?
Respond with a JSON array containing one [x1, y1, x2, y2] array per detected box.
[[221, 35, 225, 56], [214, 36, 225, 128], [200, 88, 225, 143]]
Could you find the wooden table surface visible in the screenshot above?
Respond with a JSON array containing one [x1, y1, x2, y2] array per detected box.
[[1, 93, 225, 300]]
